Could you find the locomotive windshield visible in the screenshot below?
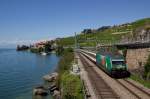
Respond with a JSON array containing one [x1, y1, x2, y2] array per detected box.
[[112, 60, 125, 67]]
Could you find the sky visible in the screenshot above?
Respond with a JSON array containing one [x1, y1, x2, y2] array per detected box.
[[0, 0, 150, 48]]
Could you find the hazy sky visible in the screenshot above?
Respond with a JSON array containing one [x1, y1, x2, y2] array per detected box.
[[0, 0, 150, 48]]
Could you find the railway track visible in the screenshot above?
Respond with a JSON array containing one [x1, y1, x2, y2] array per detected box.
[[78, 53, 119, 99], [123, 79, 150, 97], [116, 79, 150, 99], [80, 50, 96, 58], [78, 50, 150, 99]]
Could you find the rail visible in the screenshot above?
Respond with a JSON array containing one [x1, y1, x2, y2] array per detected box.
[[78, 50, 150, 99], [78, 53, 119, 99]]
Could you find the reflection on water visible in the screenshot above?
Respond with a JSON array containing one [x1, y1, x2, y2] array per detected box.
[[0, 49, 59, 99]]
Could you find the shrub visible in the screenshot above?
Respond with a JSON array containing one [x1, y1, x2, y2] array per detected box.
[[61, 72, 83, 99], [55, 48, 84, 99], [56, 50, 74, 88], [144, 55, 150, 80], [56, 46, 64, 55], [30, 47, 44, 53]]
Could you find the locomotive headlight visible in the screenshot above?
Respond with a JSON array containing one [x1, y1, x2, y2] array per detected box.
[[115, 65, 125, 69], [117, 65, 122, 68]]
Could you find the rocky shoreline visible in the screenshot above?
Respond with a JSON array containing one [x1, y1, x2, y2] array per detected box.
[[33, 72, 61, 99]]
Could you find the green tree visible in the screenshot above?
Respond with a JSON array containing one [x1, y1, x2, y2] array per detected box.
[[44, 42, 52, 52]]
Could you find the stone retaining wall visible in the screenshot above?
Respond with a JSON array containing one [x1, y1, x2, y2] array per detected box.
[[126, 48, 150, 71]]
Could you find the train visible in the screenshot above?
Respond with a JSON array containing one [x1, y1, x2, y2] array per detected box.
[[96, 47, 130, 78]]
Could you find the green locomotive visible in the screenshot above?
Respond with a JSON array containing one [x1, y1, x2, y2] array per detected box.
[[96, 47, 130, 77]]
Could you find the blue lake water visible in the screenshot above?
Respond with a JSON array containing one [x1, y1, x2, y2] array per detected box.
[[0, 49, 59, 99]]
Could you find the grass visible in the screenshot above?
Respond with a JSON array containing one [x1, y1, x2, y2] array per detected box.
[[131, 18, 150, 30], [56, 48, 84, 99], [130, 74, 150, 88], [58, 30, 127, 47], [57, 36, 75, 47]]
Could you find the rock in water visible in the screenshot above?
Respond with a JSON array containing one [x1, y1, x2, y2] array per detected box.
[[43, 72, 58, 82], [33, 86, 48, 96]]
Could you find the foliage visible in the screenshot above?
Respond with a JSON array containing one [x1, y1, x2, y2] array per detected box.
[[30, 47, 44, 53], [61, 72, 83, 99], [131, 18, 150, 30], [130, 54, 150, 88], [130, 75, 150, 88], [56, 18, 150, 47], [64, 47, 73, 53], [56, 45, 73, 56], [44, 42, 52, 52], [17, 45, 29, 51], [56, 49, 74, 88], [55, 49, 84, 99], [56, 45, 64, 55], [144, 55, 150, 80], [131, 18, 150, 38], [57, 36, 75, 47], [57, 49, 74, 74]]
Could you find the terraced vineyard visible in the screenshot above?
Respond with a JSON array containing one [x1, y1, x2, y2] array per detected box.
[[57, 18, 150, 47]]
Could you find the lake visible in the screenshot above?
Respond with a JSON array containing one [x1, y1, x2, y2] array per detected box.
[[0, 49, 59, 99]]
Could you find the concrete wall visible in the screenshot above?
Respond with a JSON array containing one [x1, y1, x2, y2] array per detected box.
[[126, 48, 150, 71]]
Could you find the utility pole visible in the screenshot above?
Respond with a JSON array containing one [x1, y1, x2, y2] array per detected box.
[[74, 32, 77, 49], [95, 35, 98, 52]]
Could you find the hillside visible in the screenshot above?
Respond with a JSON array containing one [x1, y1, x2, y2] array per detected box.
[[57, 18, 150, 47]]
